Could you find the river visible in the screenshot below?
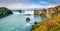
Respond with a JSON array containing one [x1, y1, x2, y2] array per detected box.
[[0, 11, 46, 31]]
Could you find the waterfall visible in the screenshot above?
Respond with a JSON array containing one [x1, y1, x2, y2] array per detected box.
[[12, 11, 20, 15], [12, 10, 34, 15]]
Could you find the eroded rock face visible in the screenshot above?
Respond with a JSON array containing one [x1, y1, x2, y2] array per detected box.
[[0, 7, 13, 18], [34, 5, 60, 18]]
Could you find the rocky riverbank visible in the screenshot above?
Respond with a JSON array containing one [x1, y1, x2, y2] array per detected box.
[[32, 5, 60, 31], [0, 7, 13, 18], [32, 15, 60, 31]]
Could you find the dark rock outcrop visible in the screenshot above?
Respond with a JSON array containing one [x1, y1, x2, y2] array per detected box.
[[26, 17, 30, 22], [0, 7, 13, 18]]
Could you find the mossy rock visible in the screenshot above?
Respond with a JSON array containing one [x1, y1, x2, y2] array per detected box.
[[26, 17, 30, 22]]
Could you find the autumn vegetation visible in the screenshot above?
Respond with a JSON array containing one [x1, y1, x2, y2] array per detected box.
[[32, 5, 60, 31]]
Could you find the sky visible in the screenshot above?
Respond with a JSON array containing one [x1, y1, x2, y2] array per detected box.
[[0, 0, 60, 10]]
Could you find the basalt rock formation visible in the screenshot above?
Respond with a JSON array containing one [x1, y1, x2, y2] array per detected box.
[[0, 7, 13, 18]]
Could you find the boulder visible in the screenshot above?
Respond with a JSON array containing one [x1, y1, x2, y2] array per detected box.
[[26, 17, 30, 22]]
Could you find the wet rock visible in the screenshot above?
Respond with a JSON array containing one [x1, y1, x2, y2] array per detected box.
[[26, 17, 30, 22], [25, 14, 31, 16], [34, 22, 38, 25]]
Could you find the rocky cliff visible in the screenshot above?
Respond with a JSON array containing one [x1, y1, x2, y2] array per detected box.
[[32, 5, 60, 31], [0, 7, 13, 18], [34, 5, 60, 18]]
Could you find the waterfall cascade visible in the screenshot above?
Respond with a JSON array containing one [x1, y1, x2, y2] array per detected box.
[[12, 10, 34, 15]]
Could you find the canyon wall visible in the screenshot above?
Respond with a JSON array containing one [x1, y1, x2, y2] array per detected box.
[[34, 5, 60, 18]]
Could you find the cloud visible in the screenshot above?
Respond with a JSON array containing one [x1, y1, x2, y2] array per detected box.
[[0, 0, 59, 10], [4, 3, 57, 10], [0, 0, 30, 4]]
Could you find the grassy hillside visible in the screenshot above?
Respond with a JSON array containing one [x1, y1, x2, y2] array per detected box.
[[32, 5, 60, 31], [32, 15, 60, 31]]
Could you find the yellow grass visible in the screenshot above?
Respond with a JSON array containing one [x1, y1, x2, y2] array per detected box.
[[32, 15, 60, 31]]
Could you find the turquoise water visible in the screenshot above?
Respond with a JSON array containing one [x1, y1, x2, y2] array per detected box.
[[0, 12, 46, 31]]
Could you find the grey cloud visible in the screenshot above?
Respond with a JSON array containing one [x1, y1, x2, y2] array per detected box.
[[0, 0, 31, 4], [0, 0, 60, 10]]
